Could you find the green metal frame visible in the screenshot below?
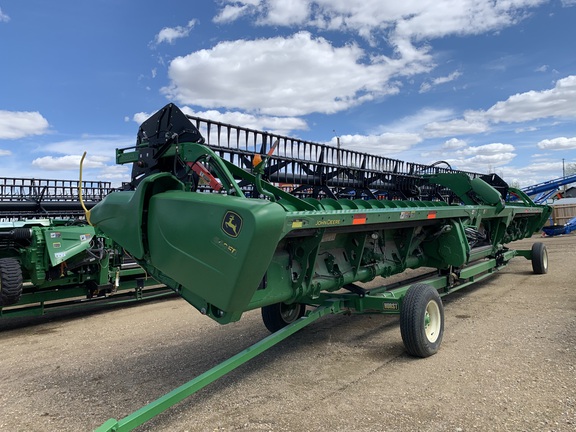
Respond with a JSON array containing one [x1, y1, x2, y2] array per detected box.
[[0, 219, 174, 319], [0, 278, 172, 319]]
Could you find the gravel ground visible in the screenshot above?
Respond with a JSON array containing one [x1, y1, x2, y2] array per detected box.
[[0, 234, 574, 432]]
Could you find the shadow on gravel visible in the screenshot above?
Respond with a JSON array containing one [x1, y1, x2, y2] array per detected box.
[[0, 296, 178, 332]]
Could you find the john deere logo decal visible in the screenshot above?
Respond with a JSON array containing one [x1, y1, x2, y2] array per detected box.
[[222, 211, 242, 238]]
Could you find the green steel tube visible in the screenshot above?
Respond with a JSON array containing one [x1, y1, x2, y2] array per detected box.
[[94, 301, 341, 432]]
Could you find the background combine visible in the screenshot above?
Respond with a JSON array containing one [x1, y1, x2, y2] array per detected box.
[[0, 177, 171, 318]]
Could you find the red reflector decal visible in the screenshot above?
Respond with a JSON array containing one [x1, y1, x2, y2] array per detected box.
[[353, 214, 367, 224], [427, 211, 437, 219]]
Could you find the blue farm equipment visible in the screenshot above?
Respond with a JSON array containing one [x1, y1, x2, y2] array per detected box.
[[521, 173, 576, 204], [542, 215, 576, 236]]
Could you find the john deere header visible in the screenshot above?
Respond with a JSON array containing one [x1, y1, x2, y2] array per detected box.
[[91, 103, 551, 431]]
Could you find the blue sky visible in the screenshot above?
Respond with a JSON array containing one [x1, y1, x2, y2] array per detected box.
[[1, 0, 576, 187]]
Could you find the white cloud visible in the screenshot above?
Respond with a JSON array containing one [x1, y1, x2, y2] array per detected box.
[[162, 31, 417, 116], [256, 0, 310, 25], [169, 1, 550, 120], [28, 149, 130, 185], [381, 108, 454, 134], [0, 7, 9, 22], [456, 143, 515, 157], [213, 0, 261, 23], [213, 1, 545, 67], [486, 75, 576, 123], [132, 112, 150, 125], [40, 135, 133, 157], [0, 148, 12, 156], [133, 108, 308, 137], [500, 161, 566, 187], [421, 75, 576, 138], [537, 136, 576, 150], [514, 126, 538, 133], [424, 117, 489, 138], [25, 135, 133, 184], [32, 154, 109, 171], [419, 70, 461, 93], [216, 1, 544, 38], [442, 138, 467, 149], [441, 142, 517, 172], [331, 132, 422, 156], [153, 19, 197, 45], [213, 5, 251, 23], [182, 107, 309, 136], [0, 110, 49, 139]]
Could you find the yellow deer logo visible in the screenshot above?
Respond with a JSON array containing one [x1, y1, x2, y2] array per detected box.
[[222, 211, 242, 238]]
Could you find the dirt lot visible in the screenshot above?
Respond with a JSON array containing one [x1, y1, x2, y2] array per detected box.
[[1, 234, 575, 432]]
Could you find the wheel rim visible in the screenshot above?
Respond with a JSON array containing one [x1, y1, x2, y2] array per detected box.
[[280, 303, 301, 323], [542, 248, 548, 270], [424, 300, 441, 343]]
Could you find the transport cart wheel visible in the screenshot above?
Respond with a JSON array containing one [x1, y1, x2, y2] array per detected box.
[[531, 242, 548, 274], [0, 258, 24, 307], [261, 302, 306, 333], [400, 284, 444, 358]]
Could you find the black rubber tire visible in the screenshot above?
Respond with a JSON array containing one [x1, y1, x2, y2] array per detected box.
[[531, 242, 548, 274], [261, 302, 306, 333], [0, 258, 24, 307], [400, 283, 444, 358]]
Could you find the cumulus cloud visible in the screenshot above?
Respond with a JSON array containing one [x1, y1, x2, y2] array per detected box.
[[162, 31, 418, 116], [0, 110, 50, 139], [163, 32, 410, 116], [485, 75, 576, 123], [500, 161, 567, 187], [441, 142, 517, 172], [215, 1, 543, 38], [32, 154, 109, 171], [442, 138, 467, 149], [213, 0, 260, 23], [167, 1, 552, 121], [29, 154, 131, 185], [213, 0, 545, 64], [256, 0, 310, 25], [28, 135, 133, 180], [456, 143, 515, 156], [422, 75, 576, 138], [378, 108, 455, 135], [133, 107, 308, 137], [153, 19, 197, 45], [30, 139, 132, 184], [424, 117, 489, 138], [537, 136, 576, 150], [41, 135, 133, 157], [330, 132, 422, 156]]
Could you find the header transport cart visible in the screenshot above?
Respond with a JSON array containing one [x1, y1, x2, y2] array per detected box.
[[85, 104, 551, 431]]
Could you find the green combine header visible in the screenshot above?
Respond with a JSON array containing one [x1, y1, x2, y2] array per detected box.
[[0, 177, 171, 318], [88, 104, 551, 431]]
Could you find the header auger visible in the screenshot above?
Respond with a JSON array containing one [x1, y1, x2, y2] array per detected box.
[[91, 104, 551, 431]]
